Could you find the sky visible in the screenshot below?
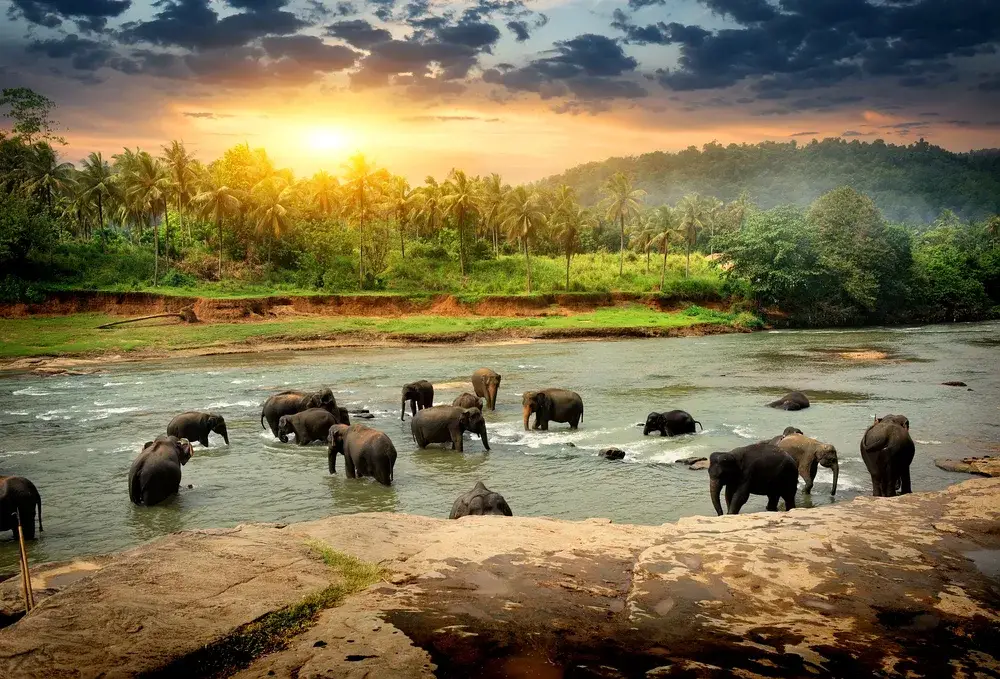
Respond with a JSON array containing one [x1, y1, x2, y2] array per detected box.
[[2, 0, 1000, 182]]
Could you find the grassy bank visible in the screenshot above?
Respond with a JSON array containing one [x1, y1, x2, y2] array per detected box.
[[0, 305, 759, 360]]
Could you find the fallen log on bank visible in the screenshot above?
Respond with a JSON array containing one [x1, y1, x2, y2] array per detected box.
[[97, 306, 199, 329]]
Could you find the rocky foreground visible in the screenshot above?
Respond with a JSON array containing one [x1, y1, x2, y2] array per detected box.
[[2, 478, 1000, 679]]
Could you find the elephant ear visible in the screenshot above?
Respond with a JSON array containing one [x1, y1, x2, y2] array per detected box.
[[176, 439, 194, 464], [709, 451, 738, 475]]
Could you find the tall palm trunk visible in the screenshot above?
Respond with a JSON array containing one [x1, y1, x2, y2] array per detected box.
[[524, 236, 532, 294], [162, 199, 170, 267], [458, 207, 466, 277], [399, 210, 406, 258], [660, 239, 669, 289], [358, 186, 365, 288], [646, 246, 650, 272], [177, 195, 186, 243], [152, 213, 159, 286], [97, 193, 105, 250], [619, 213, 625, 275], [217, 217, 223, 280]]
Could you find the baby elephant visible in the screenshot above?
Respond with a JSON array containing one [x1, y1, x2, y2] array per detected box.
[[328, 424, 397, 485], [411, 405, 490, 452], [861, 414, 915, 497], [450, 481, 512, 519], [453, 392, 484, 410], [643, 410, 702, 436], [709, 442, 798, 515], [776, 434, 839, 495], [167, 411, 229, 447], [0, 475, 43, 539], [278, 408, 340, 445], [768, 391, 810, 411], [401, 380, 434, 420], [129, 435, 193, 506]]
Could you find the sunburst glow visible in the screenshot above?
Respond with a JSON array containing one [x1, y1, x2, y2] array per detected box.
[[305, 127, 351, 152]]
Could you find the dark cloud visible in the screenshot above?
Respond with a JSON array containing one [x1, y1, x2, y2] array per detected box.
[[396, 75, 466, 100], [507, 20, 530, 42], [978, 76, 1000, 91], [335, 1, 357, 15], [260, 35, 359, 71], [789, 131, 818, 136], [325, 19, 392, 49], [617, 0, 1000, 98], [368, 0, 395, 21], [122, 0, 308, 51], [27, 34, 116, 70], [224, 0, 287, 10], [627, 0, 664, 9], [842, 130, 875, 137], [8, 0, 130, 31], [183, 111, 234, 118], [435, 21, 501, 52]]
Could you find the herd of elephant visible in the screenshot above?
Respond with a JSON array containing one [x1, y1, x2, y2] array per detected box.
[[0, 377, 918, 542]]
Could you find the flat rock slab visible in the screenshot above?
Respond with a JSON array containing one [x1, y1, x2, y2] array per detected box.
[[3, 480, 1000, 678], [936, 456, 1000, 477]]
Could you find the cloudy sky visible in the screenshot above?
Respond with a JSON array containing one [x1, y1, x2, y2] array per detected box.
[[2, 0, 999, 181]]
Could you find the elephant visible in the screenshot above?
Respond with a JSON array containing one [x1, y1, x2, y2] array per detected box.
[[411, 405, 490, 452], [709, 442, 798, 515], [522, 389, 584, 430], [860, 414, 915, 497], [453, 392, 484, 410], [472, 368, 502, 411], [277, 408, 340, 445], [261, 388, 337, 437], [401, 380, 434, 420], [167, 411, 229, 447], [776, 434, 839, 495], [768, 391, 810, 410], [449, 481, 512, 518], [327, 424, 397, 486], [768, 426, 805, 445], [128, 435, 193, 506], [0, 476, 43, 539], [643, 410, 702, 436]]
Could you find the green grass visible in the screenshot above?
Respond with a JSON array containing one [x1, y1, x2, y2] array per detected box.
[[139, 543, 386, 679], [0, 305, 756, 359]]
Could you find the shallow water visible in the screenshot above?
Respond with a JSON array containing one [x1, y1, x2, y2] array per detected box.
[[1, 322, 998, 570]]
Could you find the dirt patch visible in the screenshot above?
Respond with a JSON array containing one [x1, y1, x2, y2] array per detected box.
[[837, 350, 890, 360]]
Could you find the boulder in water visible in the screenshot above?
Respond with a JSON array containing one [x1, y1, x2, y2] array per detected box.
[[600, 448, 626, 460]]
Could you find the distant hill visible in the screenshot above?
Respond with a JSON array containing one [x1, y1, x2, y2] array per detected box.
[[539, 138, 1000, 224]]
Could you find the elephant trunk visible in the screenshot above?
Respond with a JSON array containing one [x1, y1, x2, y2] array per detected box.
[[401, 397, 407, 421], [709, 477, 725, 516], [328, 446, 337, 474], [219, 424, 230, 446], [642, 423, 652, 436], [488, 383, 498, 410], [479, 422, 490, 451], [522, 405, 531, 431], [829, 461, 839, 496]]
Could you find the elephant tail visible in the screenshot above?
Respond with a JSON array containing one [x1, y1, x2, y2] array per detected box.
[[580, 404, 584, 424], [36, 493, 43, 532], [260, 409, 266, 430], [129, 467, 142, 505], [695, 420, 703, 432]]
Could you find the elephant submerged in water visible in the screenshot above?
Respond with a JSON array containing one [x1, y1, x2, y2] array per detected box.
[[472, 368, 501, 411], [0, 476, 43, 539], [278, 408, 341, 445], [522, 389, 584, 430], [128, 436, 193, 507], [709, 442, 798, 515], [860, 414, 915, 497], [768, 392, 810, 411], [401, 380, 434, 420], [776, 434, 839, 495], [449, 481, 512, 518], [167, 411, 229, 447], [643, 410, 702, 436], [411, 406, 490, 452], [328, 424, 397, 485], [261, 388, 338, 437], [453, 393, 484, 410]]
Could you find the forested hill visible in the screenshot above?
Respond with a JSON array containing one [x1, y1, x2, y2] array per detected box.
[[540, 138, 1000, 224]]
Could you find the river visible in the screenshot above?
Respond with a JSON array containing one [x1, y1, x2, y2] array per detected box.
[[1, 322, 998, 570]]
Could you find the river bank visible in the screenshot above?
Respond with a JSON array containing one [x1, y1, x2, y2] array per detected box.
[[2, 477, 999, 678], [0, 291, 757, 370]]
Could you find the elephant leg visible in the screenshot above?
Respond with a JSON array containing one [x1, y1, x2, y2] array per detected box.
[[452, 432, 464, 453], [898, 466, 912, 495], [539, 418, 549, 431], [569, 416, 580, 429], [724, 485, 734, 510], [728, 485, 751, 515], [782, 488, 796, 510], [410, 401, 417, 417], [345, 454, 357, 479], [19, 505, 36, 539], [766, 495, 779, 511], [200, 436, 210, 447], [802, 459, 817, 494]]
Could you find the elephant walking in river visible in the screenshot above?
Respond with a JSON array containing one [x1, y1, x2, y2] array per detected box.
[[861, 414, 914, 497], [411, 406, 490, 452], [522, 389, 584, 430], [768, 392, 810, 411], [450, 481, 512, 518], [278, 408, 341, 445], [128, 436, 193, 507], [472, 368, 501, 411], [643, 410, 702, 436], [401, 380, 434, 420], [709, 442, 798, 515], [776, 434, 839, 495], [167, 412, 229, 447], [328, 424, 397, 485], [453, 393, 484, 410], [261, 388, 338, 437]]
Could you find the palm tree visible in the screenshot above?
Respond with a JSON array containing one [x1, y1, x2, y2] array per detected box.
[[443, 169, 478, 276], [161, 140, 197, 242], [648, 205, 679, 289], [703, 195, 723, 255], [23, 143, 73, 209], [192, 176, 241, 280], [310, 170, 339, 216], [342, 153, 377, 287], [630, 214, 659, 273], [79, 152, 116, 245], [677, 194, 709, 278], [552, 205, 595, 291], [414, 177, 443, 238], [383, 175, 412, 257], [502, 186, 545, 293], [253, 178, 293, 265], [477, 173, 507, 256], [600, 172, 645, 275], [986, 215, 1000, 248], [123, 152, 170, 284]]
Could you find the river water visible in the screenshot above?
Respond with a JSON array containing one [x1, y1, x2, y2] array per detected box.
[[1, 322, 998, 570]]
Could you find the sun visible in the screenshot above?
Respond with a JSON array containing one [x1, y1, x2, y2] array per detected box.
[[306, 127, 350, 152]]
